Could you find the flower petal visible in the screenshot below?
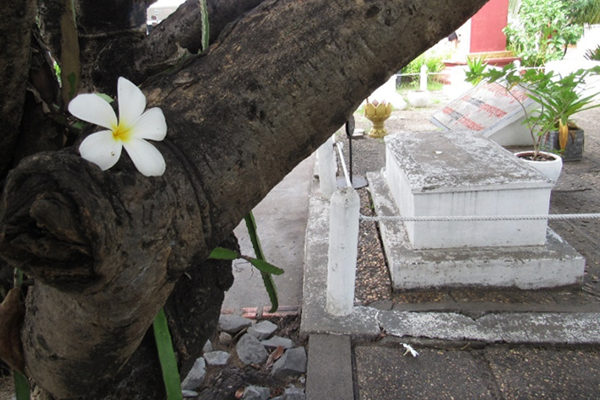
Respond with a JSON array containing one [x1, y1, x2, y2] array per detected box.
[[129, 108, 167, 141], [117, 77, 146, 128], [69, 94, 118, 129], [79, 130, 122, 171], [123, 138, 166, 177]]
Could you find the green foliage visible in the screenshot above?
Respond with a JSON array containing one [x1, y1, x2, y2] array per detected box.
[[397, 80, 444, 93], [208, 247, 239, 260], [505, 0, 583, 67], [153, 309, 182, 400], [208, 211, 284, 313], [569, 0, 600, 25], [465, 57, 488, 86], [14, 371, 30, 400], [199, 0, 209, 52], [467, 63, 600, 157], [402, 51, 447, 75], [584, 44, 600, 60], [244, 211, 281, 312]]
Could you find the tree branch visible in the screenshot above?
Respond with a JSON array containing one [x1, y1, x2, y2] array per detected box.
[[0, 0, 491, 397], [0, 0, 37, 177]]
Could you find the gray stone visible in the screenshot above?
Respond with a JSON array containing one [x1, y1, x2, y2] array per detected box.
[[219, 331, 232, 346], [272, 347, 307, 378], [204, 350, 230, 366], [202, 339, 213, 353], [283, 387, 306, 400], [181, 357, 206, 390], [261, 335, 293, 350], [247, 320, 278, 340], [236, 333, 268, 365], [369, 300, 393, 311], [182, 389, 198, 398], [218, 314, 252, 334], [242, 385, 270, 399], [305, 335, 354, 400]]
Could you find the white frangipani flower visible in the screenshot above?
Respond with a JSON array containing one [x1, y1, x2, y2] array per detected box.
[[68, 77, 167, 177], [402, 343, 419, 358]]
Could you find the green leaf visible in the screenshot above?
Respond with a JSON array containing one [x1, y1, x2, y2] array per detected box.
[[260, 271, 279, 313], [244, 211, 282, 312], [208, 247, 240, 260], [14, 371, 29, 400], [248, 258, 284, 276], [96, 93, 114, 103], [60, 0, 80, 104], [199, 0, 209, 52], [153, 309, 182, 400]]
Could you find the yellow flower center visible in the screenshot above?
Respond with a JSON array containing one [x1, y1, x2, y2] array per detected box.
[[112, 122, 132, 142]]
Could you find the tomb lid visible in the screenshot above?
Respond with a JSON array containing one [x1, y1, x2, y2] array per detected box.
[[385, 131, 554, 193], [431, 81, 534, 137]]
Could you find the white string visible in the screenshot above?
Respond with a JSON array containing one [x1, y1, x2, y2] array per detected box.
[[360, 213, 600, 222]]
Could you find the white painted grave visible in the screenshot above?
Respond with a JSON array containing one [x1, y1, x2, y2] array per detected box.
[[385, 131, 553, 249], [369, 131, 585, 289]]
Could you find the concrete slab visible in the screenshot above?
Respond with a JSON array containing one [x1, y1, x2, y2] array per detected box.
[[431, 81, 536, 146], [368, 169, 586, 290], [478, 313, 600, 344], [485, 346, 600, 399], [300, 191, 381, 338], [301, 166, 600, 345], [355, 345, 496, 400], [222, 154, 314, 313], [379, 311, 496, 342], [306, 334, 354, 400]]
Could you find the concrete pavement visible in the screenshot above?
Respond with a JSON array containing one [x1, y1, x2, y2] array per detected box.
[[220, 108, 600, 399], [222, 154, 314, 315]]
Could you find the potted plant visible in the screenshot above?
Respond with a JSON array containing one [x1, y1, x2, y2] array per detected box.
[[467, 63, 600, 179]]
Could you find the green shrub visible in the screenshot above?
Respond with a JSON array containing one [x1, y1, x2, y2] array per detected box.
[[402, 52, 447, 75], [585, 44, 600, 61], [505, 0, 583, 67]]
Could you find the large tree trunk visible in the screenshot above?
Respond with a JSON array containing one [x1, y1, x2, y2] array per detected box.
[[0, 0, 490, 398]]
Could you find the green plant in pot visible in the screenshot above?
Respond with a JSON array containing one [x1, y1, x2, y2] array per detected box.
[[526, 67, 600, 161], [468, 64, 600, 164]]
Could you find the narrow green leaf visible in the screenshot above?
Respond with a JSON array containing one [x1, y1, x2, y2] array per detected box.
[[244, 211, 281, 312], [60, 0, 80, 105], [12, 269, 29, 400], [260, 271, 279, 313], [96, 93, 114, 103], [66, 72, 77, 100], [153, 309, 182, 400], [199, 0, 209, 52], [208, 247, 240, 260], [248, 258, 285, 276], [13, 371, 29, 400], [244, 211, 265, 260]]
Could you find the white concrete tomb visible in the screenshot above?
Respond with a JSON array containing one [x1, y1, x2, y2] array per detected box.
[[384, 131, 555, 249]]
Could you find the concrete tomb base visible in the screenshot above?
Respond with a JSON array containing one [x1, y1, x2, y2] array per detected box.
[[369, 131, 585, 290], [384, 131, 554, 249]]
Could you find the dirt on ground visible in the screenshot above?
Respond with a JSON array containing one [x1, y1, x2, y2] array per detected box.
[[338, 90, 600, 313]]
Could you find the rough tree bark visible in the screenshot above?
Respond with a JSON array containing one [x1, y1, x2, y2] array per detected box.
[[0, 0, 491, 398]]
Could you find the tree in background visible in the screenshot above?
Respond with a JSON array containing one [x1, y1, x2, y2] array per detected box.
[[506, 0, 585, 66]]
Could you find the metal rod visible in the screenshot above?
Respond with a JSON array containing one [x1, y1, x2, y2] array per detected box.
[[335, 142, 352, 188]]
